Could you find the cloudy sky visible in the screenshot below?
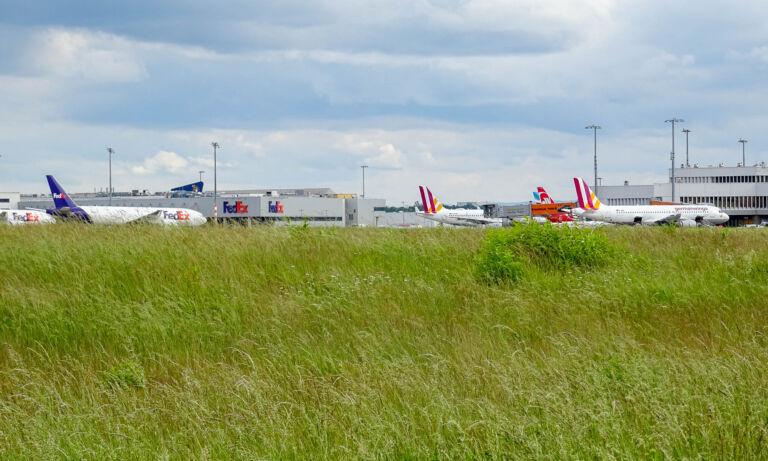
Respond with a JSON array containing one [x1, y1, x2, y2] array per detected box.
[[2, 0, 768, 203]]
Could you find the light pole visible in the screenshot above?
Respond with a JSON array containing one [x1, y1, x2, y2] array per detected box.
[[198, 170, 205, 183], [212, 142, 220, 222], [107, 147, 114, 205], [682, 129, 691, 167], [739, 139, 747, 166], [585, 125, 601, 194], [665, 118, 684, 202], [360, 165, 368, 199]]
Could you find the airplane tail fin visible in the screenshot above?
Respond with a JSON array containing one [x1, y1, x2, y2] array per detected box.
[[573, 177, 601, 210], [418, 185, 444, 214], [534, 186, 555, 204], [46, 175, 78, 209]]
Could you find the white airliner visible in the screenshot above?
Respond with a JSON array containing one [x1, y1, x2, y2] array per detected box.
[[0, 209, 56, 225], [46, 175, 208, 226], [416, 185, 501, 227], [571, 177, 729, 226]]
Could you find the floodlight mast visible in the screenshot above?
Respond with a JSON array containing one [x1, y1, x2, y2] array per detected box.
[[107, 147, 114, 205], [361, 165, 369, 199], [585, 125, 601, 194], [682, 129, 691, 167], [665, 118, 684, 202], [212, 142, 220, 222], [739, 139, 747, 166]]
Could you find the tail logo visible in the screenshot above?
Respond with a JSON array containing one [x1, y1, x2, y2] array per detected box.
[[53, 193, 66, 199], [418, 186, 444, 213], [535, 187, 554, 204], [573, 178, 601, 210]]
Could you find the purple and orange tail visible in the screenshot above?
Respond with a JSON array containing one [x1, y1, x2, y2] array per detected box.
[[573, 177, 601, 210], [418, 186, 444, 214]]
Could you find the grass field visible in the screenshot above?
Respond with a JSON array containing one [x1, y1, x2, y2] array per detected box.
[[1, 224, 768, 459]]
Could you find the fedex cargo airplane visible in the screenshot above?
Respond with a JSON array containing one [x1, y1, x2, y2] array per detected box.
[[533, 186, 573, 223], [416, 185, 501, 227], [0, 210, 56, 225], [571, 177, 729, 226], [45, 175, 207, 226]]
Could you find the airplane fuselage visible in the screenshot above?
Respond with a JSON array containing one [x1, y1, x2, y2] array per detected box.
[[53, 206, 207, 225], [417, 209, 501, 227], [1, 210, 56, 225], [573, 204, 728, 225]]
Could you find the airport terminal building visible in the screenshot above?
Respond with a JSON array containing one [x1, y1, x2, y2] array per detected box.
[[597, 162, 768, 226], [20, 188, 386, 227], [0, 192, 20, 210]]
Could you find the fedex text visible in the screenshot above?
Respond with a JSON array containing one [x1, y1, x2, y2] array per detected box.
[[223, 201, 248, 214]]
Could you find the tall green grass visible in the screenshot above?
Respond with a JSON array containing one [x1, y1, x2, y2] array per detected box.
[[475, 224, 614, 283], [1, 224, 768, 458]]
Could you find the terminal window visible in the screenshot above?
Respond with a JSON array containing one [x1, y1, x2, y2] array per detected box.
[[0, 199, 8, 203]]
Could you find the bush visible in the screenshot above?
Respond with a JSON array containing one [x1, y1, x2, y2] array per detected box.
[[102, 361, 146, 389], [475, 223, 613, 284]]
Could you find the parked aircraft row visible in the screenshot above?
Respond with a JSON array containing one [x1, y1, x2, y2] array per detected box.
[[1, 175, 206, 226], [414, 178, 729, 227], [3, 175, 731, 228]]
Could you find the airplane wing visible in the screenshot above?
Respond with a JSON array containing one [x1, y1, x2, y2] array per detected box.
[[642, 213, 680, 225], [454, 216, 499, 225], [674, 215, 705, 227], [51, 206, 74, 218], [129, 210, 165, 224]]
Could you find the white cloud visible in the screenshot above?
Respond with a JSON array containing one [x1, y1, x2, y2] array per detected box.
[[235, 134, 264, 157], [365, 143, 405, 169], [29, 28, 147, 82], [5, 2, 768, 205], [734, 45, 768, 63], [132, 151, 189, 174]]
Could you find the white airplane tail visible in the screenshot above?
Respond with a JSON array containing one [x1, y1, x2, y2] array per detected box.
[[533, 186, 555, 204]]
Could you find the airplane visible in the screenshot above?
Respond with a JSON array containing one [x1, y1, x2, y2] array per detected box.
[[416, 185, 501, 227], [532, 186, 574, 223], [45, 175, 208, 226], [0, 209, 56, 225], [570, 177, 729, 226]]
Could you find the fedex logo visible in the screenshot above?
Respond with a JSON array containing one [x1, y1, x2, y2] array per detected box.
[[163, 210, 190, 221], [223, 201, 248, 214], [12, 212, 39, 222], [53, 193, 67, 199], [268, 201, 284, 213]]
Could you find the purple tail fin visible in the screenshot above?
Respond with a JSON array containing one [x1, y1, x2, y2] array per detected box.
[[46, 175, 78, 209]]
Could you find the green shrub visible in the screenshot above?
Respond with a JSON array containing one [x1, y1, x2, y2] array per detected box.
[[475, 223, 613, 283], [102, 361, 146, 389]]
